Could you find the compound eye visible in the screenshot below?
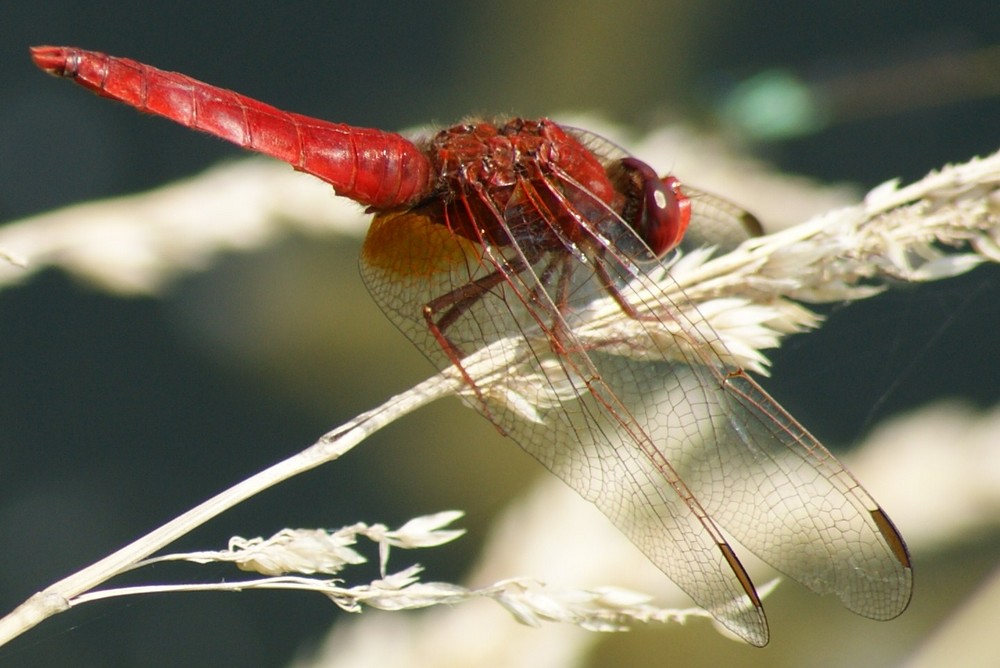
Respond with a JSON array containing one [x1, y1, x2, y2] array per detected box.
[[620, 157, 691, 257]]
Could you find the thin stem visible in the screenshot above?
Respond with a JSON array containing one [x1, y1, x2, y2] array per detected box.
[[0, 369, 460, 647]]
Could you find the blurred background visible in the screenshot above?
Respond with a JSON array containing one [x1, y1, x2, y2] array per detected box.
[[1, 1, 998, 666]]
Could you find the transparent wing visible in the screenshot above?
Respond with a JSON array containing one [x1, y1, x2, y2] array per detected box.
[[360, 205, 769, 644], [678, 186, 765, 254], [358, 163, 911, 645]]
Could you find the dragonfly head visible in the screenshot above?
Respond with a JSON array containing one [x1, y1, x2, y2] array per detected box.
[[617, 157, 692, 258]]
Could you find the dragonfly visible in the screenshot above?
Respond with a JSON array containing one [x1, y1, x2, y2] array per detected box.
[[31, 46, 912, 646]]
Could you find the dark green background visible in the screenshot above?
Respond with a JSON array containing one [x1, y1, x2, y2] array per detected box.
[[1, 2, 998, 666]]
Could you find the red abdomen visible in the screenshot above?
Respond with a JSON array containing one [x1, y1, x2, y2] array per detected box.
[[30, 46, 433, 209]]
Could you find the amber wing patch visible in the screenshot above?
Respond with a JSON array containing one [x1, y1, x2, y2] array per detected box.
[[361, 211, 480, 277]]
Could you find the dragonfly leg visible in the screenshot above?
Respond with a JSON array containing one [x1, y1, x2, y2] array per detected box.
[[423, 258, 529, 431]]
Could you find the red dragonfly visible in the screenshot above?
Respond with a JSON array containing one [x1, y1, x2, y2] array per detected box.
[[31, 46, 912, 646]]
